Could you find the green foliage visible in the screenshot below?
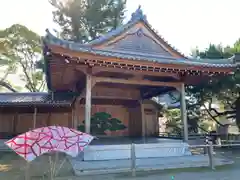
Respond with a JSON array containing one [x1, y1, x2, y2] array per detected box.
[[49, 0, 126, 42], [0, 24, 46, 92], [192, 44, 232, 59], [164, 108, 182, 135], [78, 112, 127, 135], [164, 108, 200, 134]]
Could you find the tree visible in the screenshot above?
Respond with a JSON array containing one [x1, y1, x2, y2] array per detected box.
[[0, 24, 46, 92], [165, 43, 239, 134], [49, 0, 126, 42], [78, 112, 126, 135], [164, 108, 182, 135], [188, 43, 239, 130]]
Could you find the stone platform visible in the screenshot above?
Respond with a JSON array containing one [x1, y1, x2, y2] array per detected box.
[[70, 137, 233, 176], [84, 142, 191, 161], [84, 137, 191, 161], [71, 155, 233, 176]]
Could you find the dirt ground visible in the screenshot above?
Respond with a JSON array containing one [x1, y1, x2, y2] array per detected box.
[[0, 149, 240, 180], [0, 152, 73, 180]]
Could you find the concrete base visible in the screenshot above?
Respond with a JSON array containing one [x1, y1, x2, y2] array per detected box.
[[83, 142, 191, 161]]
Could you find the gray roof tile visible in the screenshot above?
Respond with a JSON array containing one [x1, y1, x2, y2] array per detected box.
[[0, 92, 75, 107]]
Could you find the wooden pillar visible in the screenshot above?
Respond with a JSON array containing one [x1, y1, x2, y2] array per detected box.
[[73, 104, 78, 129], [33, 107, 37, 129], [13, 112, 18, 134], [155, 110, 159, 135], [71, 108, 75, 128], [140, 100, 146, 142], [85, 74, 92, 134], [180, 83, 188, 142]]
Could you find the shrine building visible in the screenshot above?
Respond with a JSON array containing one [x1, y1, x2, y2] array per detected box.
[[0, 7, 238, 141]]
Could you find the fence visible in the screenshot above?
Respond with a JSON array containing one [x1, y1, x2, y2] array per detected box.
[[129, 142, 214, 177]]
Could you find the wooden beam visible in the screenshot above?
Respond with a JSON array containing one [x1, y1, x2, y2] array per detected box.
[[76, 65, 180, 80], [80, 95, 139, 100], [94, 76, 181, 88]]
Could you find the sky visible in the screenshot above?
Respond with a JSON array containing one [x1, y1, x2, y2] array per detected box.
[[1, 0, 240, 55]]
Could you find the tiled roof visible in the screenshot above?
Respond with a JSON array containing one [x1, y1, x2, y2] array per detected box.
[[42, 7, 238, 68], [43, 32, 236, 68], [0, 92, 76, 107]]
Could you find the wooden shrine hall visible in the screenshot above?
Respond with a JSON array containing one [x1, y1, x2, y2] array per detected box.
[[0, 7, 238, 142]]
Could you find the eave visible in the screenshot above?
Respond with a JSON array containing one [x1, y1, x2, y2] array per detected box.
[[44, 43, 236, 73]]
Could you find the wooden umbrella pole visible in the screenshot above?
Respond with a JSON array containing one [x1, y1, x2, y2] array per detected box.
[[49, 155, 54, 180], [55, 156, 67, 177], [53, 152, 59, 177], [25, 162, 30, 180]]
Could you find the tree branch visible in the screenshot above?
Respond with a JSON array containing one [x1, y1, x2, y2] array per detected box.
[[18, 55, 36, 92], [0, 81, 18, 92], [210, 108, 236, 117], [203, 103, 224, 126]]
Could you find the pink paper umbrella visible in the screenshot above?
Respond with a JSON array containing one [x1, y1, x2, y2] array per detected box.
[[5, 126, 94, 162]]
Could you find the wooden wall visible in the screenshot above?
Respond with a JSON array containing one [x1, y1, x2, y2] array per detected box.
[[77, 100, 159, 137], [129, 105, 142, 137], [0, 103, 159, 137], [0, 85, 160, 137], [77, 104, 129, 136], [0, 112, 72, 135], [143, 102, 159, 136]]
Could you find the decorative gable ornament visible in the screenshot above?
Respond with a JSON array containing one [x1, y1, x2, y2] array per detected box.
[[131, 5, 147, 22]]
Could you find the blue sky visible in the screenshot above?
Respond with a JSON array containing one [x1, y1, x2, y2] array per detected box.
[[1, 0, 240, 55]]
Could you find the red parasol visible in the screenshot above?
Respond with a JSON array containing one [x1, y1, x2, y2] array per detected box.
[[5, 126, 94, 162]]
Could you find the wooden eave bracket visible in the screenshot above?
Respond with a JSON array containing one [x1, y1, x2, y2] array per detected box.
[[93, 76, 181, 88]]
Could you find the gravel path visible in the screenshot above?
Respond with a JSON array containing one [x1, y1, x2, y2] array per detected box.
[[59, 149, 240, 180], [55, 168, 239, 180], [58, 167, 239, 180]]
